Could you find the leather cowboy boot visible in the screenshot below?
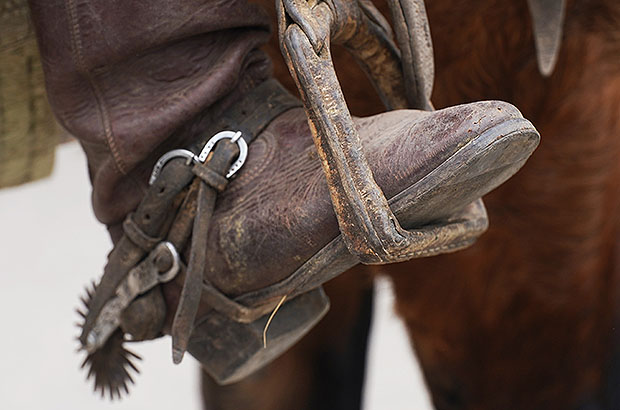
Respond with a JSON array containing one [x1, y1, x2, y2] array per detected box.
[[28, 0, 539, 397]]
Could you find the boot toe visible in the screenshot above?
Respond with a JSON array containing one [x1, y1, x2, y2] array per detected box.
[[206, 102, 538, 295], [359, 100, 539, 226]]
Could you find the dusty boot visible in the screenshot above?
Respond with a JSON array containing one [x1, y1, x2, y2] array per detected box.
[[28, 0, 539, 398]]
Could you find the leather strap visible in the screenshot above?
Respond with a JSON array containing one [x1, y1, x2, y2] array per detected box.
[[192, 163, 229, 192], [190, 79, 302, 151], [81, 160, 195, 343], [169, 79, 301, 362], [122, 213, 162, 252], [171, 141, 239, 363], [81, 78, 300, 350]]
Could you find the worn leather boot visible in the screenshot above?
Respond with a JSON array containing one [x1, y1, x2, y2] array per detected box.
[[28, 0, 539, 397]]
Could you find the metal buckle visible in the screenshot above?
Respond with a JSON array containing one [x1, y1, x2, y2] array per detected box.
[[197, 131, 248, 178], [149, 149, 197, 185], [149, 131, 248, 184]]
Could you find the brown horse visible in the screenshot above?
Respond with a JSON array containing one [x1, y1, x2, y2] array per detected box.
[[202, 0, 620, 409], [388, 1, 620, 409]]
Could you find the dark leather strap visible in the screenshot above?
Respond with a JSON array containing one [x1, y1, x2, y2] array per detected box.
[[190, 78, 302, 150], [169, 79, 301, 362], [171, 141, 239, 363], [81, 160, 195, 342], [192, 163, 229, 192], [82, 79, 300, 347], [122, 214, 162, 252]]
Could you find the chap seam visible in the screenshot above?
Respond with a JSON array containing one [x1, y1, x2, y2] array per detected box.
[[65, 0, 127, 175]]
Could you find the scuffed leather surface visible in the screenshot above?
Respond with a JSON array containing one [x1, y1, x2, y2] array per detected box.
[[28, 0, 528, 336], [28, 0, 273, 229], [203, 102, 525, 296]]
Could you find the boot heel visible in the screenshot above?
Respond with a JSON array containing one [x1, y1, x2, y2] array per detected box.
[[188, 286, 330, 384]]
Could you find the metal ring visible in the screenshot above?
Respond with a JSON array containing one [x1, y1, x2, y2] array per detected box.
[[156, 241, 180, 282], [149, 149, 197, 185], [197, 130, 248, 178]]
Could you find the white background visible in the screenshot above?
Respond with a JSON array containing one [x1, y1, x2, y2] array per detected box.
[[0, 143, 432, 410]]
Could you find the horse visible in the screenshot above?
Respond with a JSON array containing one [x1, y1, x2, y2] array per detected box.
[[201, 0, 620, 409]]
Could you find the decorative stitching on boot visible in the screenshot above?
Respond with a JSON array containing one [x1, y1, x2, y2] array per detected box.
[[65, 0, 127, 175]]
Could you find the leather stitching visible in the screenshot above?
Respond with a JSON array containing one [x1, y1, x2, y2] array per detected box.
[[65, 0, 127, 175]]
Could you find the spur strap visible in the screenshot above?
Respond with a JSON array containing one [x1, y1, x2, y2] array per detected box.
[[171, 81, 302, 362], [171, 135, 242, 364], [80, 79, 301, 358]]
